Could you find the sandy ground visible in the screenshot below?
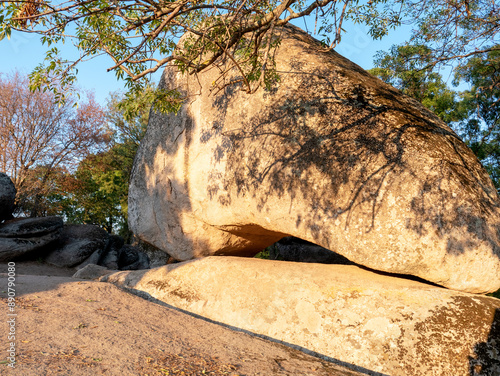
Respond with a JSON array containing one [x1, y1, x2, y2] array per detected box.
[[0, 261, 363, 376]]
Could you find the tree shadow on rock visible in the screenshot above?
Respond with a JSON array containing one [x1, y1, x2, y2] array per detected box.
[[207, 58, 499, 258], [136, 26, 500, 267]]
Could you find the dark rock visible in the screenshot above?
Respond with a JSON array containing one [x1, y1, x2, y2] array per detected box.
[[133, 238, 169, 268], [118, 244, 150, 270], [75, 248, 104, 270], [0, 231, 61, 262], [0, 217, 63, 261], [45, 224, 109, 268], [272, 237, 354, 265], [46, 239, 101, 268], [0, 173, 16, 222], [99, 235, 125, 270], [0, 216, 63, 238], [75, 235, 125, 270]]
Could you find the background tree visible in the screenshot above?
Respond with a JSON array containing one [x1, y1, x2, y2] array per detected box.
[[59, 151, 130, 235], [57, 89, 150, 238], [370, 45, 500, 190], [18, 164, 71, 217], [454, 49, 500, 188], [0, 70, 109, 216], [369, 45, 465, 124]]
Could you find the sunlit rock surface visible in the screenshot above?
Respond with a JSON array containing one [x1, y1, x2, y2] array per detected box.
[[102, 257, 500, 376]]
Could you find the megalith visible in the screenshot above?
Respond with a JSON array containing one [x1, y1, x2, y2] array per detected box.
[[129, 25, 500, 293]]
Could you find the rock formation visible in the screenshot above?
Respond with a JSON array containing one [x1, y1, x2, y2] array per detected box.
[[99, 235, 125, 270], [0, 218, 151, 271], [44, 225, 151, 270], [0, 217, 149, 270], [129, 25, 500, 293], [0, 217, 63, 261], [117, 244, 150, 270], [0, 173, 150, 270], [102, 256, 500, 376], [0, 172, 16, 222], [45, 224, 110, 267]]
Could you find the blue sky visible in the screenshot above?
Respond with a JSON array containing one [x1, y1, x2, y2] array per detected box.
[[0, 21, 411, 105]]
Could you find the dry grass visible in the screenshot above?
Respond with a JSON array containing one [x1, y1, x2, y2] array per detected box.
[[137, 350, 241, 375]]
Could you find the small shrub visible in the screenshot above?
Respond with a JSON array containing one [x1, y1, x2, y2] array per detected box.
[[254, 248, 270, 259], [488, 288, 500, 299]]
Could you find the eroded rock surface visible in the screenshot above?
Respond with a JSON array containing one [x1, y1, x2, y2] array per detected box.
[[102, 256, 500, 376], [45, 224, 109, 268], [118, 244, 150, 270], [129, 25, 500, 293], [0, 215, 152, 271], [100, 235, 125, 270], [0, 216, 63, 238], [0, 217, 63, 261]]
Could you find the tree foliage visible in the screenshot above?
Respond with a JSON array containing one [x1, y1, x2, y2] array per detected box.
[[0, 0, 497, 105], [454, 49, 500, 140], [454, 49, 500, 188], [365, 0, 499, 192], [401, 0, 499, 69], [369, 44, 464, 124], [57, 89, 149, 237], [370, 45, 500, 190], [60, 149, 130, 235], [0, 70, 109, 216], [0, 70, 149, 232]]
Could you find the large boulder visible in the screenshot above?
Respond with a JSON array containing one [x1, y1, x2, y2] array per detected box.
[[117, 245, 150, 270], [0, 173, 16, 222], [129, 25, 500, 293], [102, 257, 500, 376], [0, 217, 63, 261], [45, 224, 109, 268]]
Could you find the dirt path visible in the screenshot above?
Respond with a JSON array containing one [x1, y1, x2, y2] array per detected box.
[[0, 262, 363, 376]]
